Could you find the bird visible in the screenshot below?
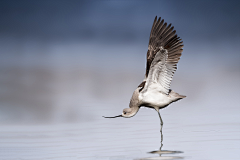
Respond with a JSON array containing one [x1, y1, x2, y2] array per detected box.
[[103, 16, 186, 134]]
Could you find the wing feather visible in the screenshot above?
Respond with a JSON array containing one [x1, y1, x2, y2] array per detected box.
[[144, 16, 183, 94]]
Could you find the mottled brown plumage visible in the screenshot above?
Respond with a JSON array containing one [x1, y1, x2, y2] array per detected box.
[[138, 81, 146, 92], [145, 16, 183, 85]]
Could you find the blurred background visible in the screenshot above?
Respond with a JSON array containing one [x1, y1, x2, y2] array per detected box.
[[0, 0, 239, 159]]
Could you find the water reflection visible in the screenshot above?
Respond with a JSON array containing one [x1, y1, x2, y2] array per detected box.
[[138, 156, 183, 160], [144, 150, 183, 160], [143, 126, 184, 160]]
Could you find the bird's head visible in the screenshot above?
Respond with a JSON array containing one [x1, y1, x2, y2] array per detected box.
[[103, 107, 139, 119], [104, 108, 138, 118], [103, 87, 140, 119], [122, 108, 136, 118]]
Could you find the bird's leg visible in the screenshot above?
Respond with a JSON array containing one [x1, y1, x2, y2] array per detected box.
[[157, 110, 163, 150], [158, 110, 163, 126]]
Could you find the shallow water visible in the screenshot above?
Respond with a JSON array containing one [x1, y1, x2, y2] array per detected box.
[[0, 97, 239, 160], [0, 116, 239, 160]]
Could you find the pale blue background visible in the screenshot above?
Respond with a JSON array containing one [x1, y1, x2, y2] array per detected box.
[[0, 0, 239, 159]]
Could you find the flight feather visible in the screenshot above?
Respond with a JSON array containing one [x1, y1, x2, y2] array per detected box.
[[144, 16, 183, 94]]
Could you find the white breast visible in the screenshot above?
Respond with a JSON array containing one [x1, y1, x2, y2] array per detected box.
[[139, 83, 170, 108]]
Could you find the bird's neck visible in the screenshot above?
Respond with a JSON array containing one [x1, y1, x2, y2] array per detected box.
[[130, 106, 140, 117]]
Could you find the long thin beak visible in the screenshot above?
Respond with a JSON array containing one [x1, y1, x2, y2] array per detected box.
[[103, 115, 122, 118]]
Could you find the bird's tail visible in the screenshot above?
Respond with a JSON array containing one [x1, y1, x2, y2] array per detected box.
[[169, 90, 186, 102]]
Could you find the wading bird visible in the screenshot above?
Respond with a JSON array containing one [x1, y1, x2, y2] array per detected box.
[[104, 16, 186, 133]]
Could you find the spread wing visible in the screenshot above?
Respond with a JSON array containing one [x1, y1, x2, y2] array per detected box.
[[144, 16, 183, 94]]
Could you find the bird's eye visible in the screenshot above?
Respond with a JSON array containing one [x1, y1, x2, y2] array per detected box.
[[124, 112, 127, 114]]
